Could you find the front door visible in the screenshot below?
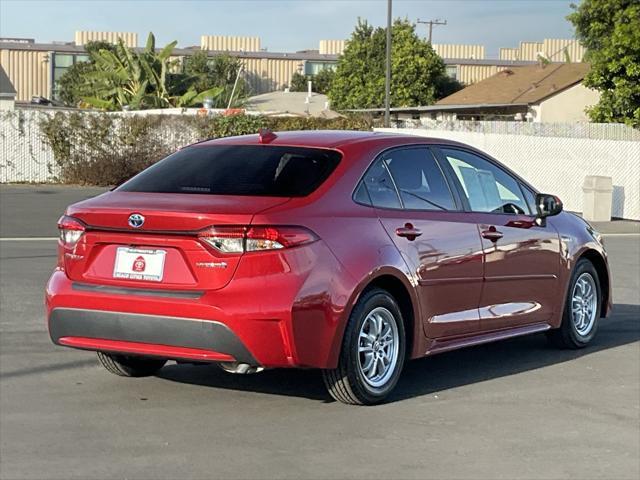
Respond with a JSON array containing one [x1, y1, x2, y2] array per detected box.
[[437, 147, 561, 331], [362, 146, 484, 339]]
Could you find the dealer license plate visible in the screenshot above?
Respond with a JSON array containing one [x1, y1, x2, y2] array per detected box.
[[113, 247, 166, 282]]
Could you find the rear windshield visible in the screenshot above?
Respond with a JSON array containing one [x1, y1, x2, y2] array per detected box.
[[118, 145, 342, 197]]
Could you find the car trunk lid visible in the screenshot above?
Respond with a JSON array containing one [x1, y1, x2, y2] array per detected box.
[[62, 191, 290, 291]]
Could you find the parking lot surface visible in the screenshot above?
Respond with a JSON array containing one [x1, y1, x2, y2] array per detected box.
[[1, 185, 639, 480]]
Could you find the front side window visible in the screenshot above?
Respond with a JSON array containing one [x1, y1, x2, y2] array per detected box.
[[118, 145, 341, 197], [521, 185, 537, 215], [441, 148, 530, 215], [382, 147, 456, 211]]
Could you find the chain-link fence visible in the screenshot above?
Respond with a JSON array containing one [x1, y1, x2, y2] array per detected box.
[[0, 109, 203, 184], [395, 119, 640, 142], [2, 109, 639, 219]]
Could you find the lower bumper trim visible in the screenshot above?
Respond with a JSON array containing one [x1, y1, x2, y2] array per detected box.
[[49, 308, 258, 365]]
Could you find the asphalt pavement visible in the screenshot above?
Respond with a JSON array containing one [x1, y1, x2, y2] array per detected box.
[[1, 185, 638, 480]]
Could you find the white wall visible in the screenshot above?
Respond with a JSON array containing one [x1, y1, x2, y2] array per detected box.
[[376, 127, 640, 220], [531, 84, 600, 123]]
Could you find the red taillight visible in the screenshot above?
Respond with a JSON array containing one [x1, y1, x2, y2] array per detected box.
[[198, 226, 317, 253], [57, 215, 85, 248]]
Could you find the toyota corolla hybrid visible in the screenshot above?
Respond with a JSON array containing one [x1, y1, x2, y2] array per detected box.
[[46, 130, 611, 405]]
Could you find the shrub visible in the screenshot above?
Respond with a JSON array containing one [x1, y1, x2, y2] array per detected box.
[[40, 112, 374, 185], [289, 70, 335, 95]]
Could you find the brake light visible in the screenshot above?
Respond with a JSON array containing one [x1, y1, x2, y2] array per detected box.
[[57, 215, 85, 248], [198, 226, 317, 253]]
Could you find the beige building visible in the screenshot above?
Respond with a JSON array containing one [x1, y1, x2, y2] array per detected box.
[[74, 30, 137, 47], [0, 30, 587, 108], [201, 35, 261, 52], [499, 38, 585, 62], [432, 43, 485, 60]]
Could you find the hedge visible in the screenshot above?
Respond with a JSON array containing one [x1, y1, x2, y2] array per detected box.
[[40, 112, 375, 186]]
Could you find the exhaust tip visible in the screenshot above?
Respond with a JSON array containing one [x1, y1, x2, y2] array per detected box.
[[218, 361, 264, 374]]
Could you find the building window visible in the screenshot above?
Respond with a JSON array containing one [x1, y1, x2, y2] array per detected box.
[[52, 53, 90, 101], [445, 65, 458, 80], [304, 61, 337, 76]]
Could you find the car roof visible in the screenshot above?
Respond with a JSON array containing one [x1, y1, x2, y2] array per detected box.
[[194, 129, 451, 149]]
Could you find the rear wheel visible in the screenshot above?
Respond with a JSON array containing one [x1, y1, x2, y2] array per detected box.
[[322, 288, 406, 405], [547, 258, 601, 349], [97, 352, 167, 377]]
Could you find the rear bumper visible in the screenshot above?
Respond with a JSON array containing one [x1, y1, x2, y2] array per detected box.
[[46, 236, 356, 369], [49, 308, 257, 365]]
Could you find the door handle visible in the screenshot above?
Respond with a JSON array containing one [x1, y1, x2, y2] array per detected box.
[[396, 223, 422, 240], [481, 227, 503, 242]]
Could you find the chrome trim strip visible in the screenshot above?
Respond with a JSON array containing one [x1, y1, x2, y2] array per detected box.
[[72, 282, 204, 299]]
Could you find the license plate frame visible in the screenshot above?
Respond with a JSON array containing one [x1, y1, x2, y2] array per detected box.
[[113, 247, 167, 282]]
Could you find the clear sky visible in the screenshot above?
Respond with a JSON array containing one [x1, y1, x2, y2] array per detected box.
[[0, 0, 577, 57]]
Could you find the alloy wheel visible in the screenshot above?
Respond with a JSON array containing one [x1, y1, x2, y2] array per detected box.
[[357, 306, 400, 388], [571, 272, 598, 336]]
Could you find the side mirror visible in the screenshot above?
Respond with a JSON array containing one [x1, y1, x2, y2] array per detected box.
[[535, 193, 563, 224]]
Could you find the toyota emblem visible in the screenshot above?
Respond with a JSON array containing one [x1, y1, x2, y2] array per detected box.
[[128, 213, 145, 228]]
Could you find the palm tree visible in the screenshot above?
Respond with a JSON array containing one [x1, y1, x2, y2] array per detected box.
[[83, 33, 223, 110]]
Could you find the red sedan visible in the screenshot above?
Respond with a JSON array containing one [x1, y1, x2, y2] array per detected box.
[[46, 130, 612, 405]]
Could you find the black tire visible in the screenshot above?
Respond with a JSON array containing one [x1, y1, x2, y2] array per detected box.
[[547, 258, 601, 349], [97, 351, 167, 377], [322, 288, 406, 405]]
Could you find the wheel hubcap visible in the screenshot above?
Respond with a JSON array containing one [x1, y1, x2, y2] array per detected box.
[[357, 307, 399, 388], [571, 272, 597, 336]]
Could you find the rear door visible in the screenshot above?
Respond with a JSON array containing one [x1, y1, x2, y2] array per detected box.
[[435, 146, 561, 331], [361, 146, 484, 339]]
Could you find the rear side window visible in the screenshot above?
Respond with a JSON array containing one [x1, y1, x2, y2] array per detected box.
[[118, 145, 341, 197], [361, 159, 402, 209], [382, 147, 456, 211]]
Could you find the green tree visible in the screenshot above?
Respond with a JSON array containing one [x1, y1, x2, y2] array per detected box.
[[57, 41, 116, 106], [313, 68, 336, 94], [329, 19, 461, 110], [183, 51, 249, 107], [289, 72, 308, 92], [568, 0, 640, 127], [59, 33, 223, 110], [289, 69, 334, 94]]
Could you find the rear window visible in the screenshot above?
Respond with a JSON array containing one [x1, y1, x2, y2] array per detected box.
[[118, 145, 342, 197]]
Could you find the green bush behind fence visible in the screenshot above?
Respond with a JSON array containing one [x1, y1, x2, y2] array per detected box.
[[39, 112, 374, 186]]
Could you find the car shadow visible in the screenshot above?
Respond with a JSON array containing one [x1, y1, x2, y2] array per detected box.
[[155, 303, 639, 404]]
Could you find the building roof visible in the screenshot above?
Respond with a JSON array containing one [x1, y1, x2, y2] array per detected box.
[[0, 65, 17, 98], [0, 39, 543, 67], [0, 40, 339, 61], [437, 62, 591, 106]]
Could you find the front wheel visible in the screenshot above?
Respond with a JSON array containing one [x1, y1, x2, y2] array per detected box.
[[322, 288, 406, 405], [97, 352, 167, 377], [547, 258, 601, 349]]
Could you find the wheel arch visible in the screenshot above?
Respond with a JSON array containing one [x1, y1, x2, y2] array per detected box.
[[328, 268, 420, 367], [578, 248, 610, 318]]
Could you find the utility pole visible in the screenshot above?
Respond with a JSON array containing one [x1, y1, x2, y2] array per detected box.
[[384, 0, 392, 128], [417, 18, 447, 43]]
